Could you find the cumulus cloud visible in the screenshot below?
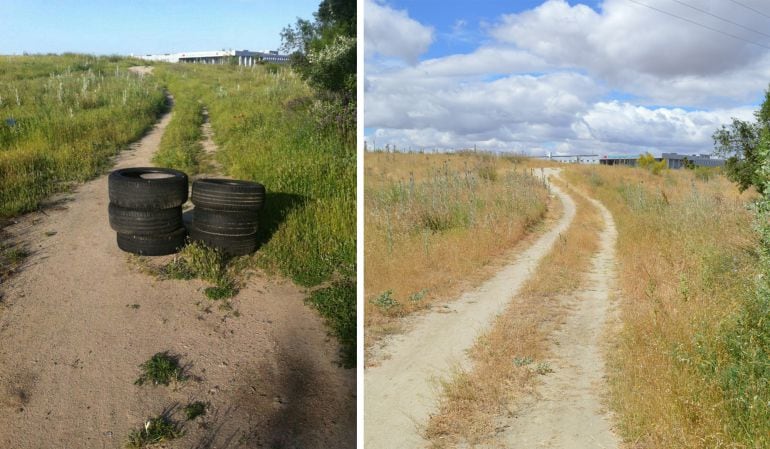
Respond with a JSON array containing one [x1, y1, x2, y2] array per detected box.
[[364, 0, 434, 64], [491, 0, 770, 105], [364, 0, 770, 155]]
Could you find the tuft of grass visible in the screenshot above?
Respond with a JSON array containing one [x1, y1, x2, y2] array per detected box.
[[513, 356, 533, 367], [135, 352, 186, 386], [204, 285, 236, 300], [126, 416, 183, 448], [371, 289, 399, 312], [183, 401, 207, 420], [307, 280, 356, 368]]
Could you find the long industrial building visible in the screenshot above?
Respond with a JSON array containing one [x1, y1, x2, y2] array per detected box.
[[138, 49, 289, 65], [543, 152, 725, 168]]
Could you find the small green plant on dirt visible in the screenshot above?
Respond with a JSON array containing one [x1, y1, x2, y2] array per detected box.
[[204, 284, 236, 300], [183, 401, 207, 420], [1, 242, 29, 280], [135, 352, 186, 386], [372, 290, 399, 311], [513, 356, 534, 367], [408, 289, 428, 303], [126, 416, 183, 448], [535, 361, 553, 375]]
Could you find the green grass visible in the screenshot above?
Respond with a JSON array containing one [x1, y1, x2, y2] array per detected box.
[[183, 401, 207, 420], [135, 352, 186, 386], [307, 280, 356, 368], [126, 416, 183, 448], [0, 54, 166, 217], [152, 63, 355, 362], [151, 74, 205, 174]]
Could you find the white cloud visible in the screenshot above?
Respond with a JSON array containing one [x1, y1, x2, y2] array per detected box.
[[490, 0, 770, 105], [364, 0, 434, 64], [364, 0, 770, 155]]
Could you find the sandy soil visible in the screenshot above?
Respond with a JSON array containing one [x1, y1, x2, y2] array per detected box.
[[364, 169, 576, 449], [496, 189, 620, 449], [0, 95, 355, 448], [127, 66, 154, 76]]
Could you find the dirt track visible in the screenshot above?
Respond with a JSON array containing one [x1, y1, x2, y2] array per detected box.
[[0, 94, 355, 448], [496, 188, 620, 449], [364, 169, 576, 449]]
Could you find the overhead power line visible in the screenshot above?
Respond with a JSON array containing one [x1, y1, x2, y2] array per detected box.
[[724, 0, 770, 22], [668, 0, 770, 39], [626, 0, 770, 51]]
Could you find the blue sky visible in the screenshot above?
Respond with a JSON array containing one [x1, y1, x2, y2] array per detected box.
[[0, 0, 319, 55], [364, 0, 770, 155]]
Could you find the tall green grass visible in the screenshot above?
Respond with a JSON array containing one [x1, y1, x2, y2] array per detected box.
[[0, 55, 166, 216], [152, 74, 205, 174], [154, 63, 355, 363]]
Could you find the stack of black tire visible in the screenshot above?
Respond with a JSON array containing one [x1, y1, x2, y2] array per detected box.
[[108, 167, 189, 256], [190, 179, 265, 256]]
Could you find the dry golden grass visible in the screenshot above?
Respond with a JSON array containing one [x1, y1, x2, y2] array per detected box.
[[364, 152, 551, 352], [424, 178, 602, 448], [563, 165, 759, 448]]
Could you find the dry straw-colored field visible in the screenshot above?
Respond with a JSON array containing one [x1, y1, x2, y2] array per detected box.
[[565, 165, 760, 448], [424, 178, 602, 447], [364, 152, 551, 349]]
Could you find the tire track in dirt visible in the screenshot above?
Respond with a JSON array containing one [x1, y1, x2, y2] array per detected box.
[[497, 186, 620, 449], [364, 169, 575, 449], [0, 89, 355, 449]]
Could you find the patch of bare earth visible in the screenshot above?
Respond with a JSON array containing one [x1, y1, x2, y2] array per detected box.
[[0, 99, 354, 448]]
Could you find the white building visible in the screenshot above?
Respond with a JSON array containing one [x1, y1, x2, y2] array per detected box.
[[137, 49, 289, 65]]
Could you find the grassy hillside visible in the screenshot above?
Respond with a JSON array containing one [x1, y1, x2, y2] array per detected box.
[[153, 63, 356, 364], [565, 165, 762, 448], [0, 55, 166, 217]]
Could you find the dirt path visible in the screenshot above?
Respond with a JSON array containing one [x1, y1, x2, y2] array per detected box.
[[497, 188, 620, 449], [364, 169, 576, 449], [0, 94, 355, 448]]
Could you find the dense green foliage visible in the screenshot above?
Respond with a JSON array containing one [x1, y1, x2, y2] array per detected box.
[[707, 105, 770, 444], [713, 88, 770, 193], [0, 55, 166, 216]]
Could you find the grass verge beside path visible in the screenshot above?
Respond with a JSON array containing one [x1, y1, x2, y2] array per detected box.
[[364, 152, 550, 351], [565, 165, 760, 448], [424, 178, 602, 448]]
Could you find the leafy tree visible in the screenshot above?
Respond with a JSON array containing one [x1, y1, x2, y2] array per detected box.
[[638, 152, 667, 175], [713, 88, 770, 193], [280, 0, 356, 96]]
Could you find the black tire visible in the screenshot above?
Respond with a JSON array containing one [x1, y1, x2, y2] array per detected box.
[[109, 167, 188, 210], [192, 207, 258, 236], [108, 203, 183, 235], [191, 179, 265, 212], [116, 227, 187, 256], [189, 226, 258, 256]]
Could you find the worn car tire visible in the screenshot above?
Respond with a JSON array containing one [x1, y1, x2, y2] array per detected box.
[[189, 226, 258, 256], [108, 203, 183, 235], [116, 227, 187, 256], [109, 167, 188, 210], [191, 179, 265, 212], [192, 207, 258, 236]]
